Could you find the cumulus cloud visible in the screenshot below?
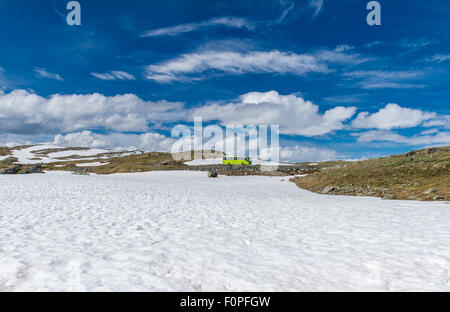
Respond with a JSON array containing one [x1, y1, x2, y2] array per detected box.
[[139, 132, 175, 151], [353, 129, 450, 145], [280, 145, 336, 162], [145, 47, 368, 83], [141, 16, 253, 37], [352, 103, 436, 130], [0, 89, 356, 138], [53, 131, 113, 148], [91, 71, 135, 81], [53, 130, 175, 152], [5, 141, 22, 148], [33, 67, 64, 81], [0, 89, 185, 135], [189, 90, 356, 136]]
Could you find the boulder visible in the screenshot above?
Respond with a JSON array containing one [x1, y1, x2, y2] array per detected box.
[[0, 165, 21, 174], [22, 164, 43, 174], [207, 170, 218, 178], [423, 188, 437, 195], [322, 186, 335, 193], [72, 171, 89, 175]]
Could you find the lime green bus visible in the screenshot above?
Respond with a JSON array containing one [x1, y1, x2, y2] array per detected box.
[[222, 156, 252, 166]]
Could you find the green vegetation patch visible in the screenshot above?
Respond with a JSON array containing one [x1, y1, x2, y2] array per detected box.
[[292, 146, 450, 201], [0, 147, 12, 157]]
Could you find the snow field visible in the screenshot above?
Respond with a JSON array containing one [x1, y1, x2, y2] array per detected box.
[[0, 171, 448, 291]]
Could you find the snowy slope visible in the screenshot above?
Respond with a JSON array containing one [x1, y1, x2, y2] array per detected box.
[[47, 149, 111, 159], [10, 144, 140, 164], [11, 144, 62, 164], [0, 171, 448, 291]]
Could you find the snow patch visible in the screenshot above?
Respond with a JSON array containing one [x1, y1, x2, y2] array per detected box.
[[75, 162, 110, 167], [9, 144, 141, 164], [184, 158, 222, 166], [47, 149, 110, 159]]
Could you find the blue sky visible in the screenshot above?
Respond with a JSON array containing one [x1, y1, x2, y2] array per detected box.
[[0, 0, 449, 161]]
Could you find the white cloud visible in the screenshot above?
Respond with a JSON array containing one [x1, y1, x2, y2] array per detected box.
[[91, 71, 135, 81], [53, 131, 113, 148], [358, 82, 425, 89], [397, 37, 437, 51], [274, 1, 295, 24], [364, 40, 384, 48], [423, 115, 450, 129], [139, 132, 175, 152], [274, 0, 323, 24], [420, 128, 440, 135], [343, 70, 424, 89], [324, 94, 367, 104], [0, 88, 356, 138], [5, 141, 21, 148], [141, 17, 253, 37], [140, 0, 325, 38], [309, 0, 323, 18], [189, 90, 356, 136], [0, 89, 185, 134], [427, 54, 450, 63], [53, 130, 175, 152], [280, 145, 336, 162], [33, 67, 64, 81], [353, 129, 450, 145], [344, 70, 421, 80], [145, 47, 367, 83], [146, 50, 327, 82], [352, 103, 436, 130], [0, 66, 11, 90]]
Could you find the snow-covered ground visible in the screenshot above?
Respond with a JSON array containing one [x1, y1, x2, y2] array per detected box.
[[184, 158, 223, 166], [75, 162, 110, 167], [47, 149, 111, 159], [9, 144, 141, 164], [0, 171, 448, 291]]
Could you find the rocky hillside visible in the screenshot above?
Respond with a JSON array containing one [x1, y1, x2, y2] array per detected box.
[[292, 146, 450, 201]]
